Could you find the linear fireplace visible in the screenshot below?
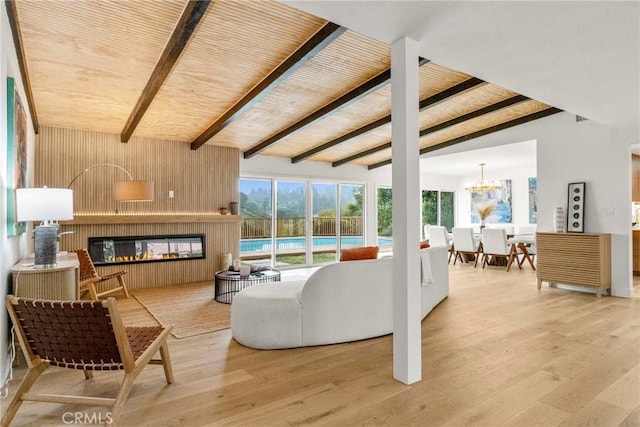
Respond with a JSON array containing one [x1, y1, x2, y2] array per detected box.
[[88, 234, 205, 266]]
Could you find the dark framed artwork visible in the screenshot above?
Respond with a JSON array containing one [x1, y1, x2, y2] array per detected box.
[[6, 77, 28, 236], [567, 182, 585, 232]]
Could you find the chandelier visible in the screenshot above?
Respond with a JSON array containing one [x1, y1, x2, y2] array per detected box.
[[464, 163, 501, 191]]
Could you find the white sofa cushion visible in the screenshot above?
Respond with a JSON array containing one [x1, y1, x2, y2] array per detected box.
[[231, 280, 305, 349]]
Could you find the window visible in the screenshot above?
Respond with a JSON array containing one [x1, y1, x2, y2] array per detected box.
[[240, 178, 366, 268], [377, 187, 393, 247], [422, 190, 455, 234]]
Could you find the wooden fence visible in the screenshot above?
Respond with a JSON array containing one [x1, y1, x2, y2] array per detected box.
[[241, 217, 363, 238]]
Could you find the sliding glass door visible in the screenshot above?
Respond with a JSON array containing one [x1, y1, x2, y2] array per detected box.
[[275, 181, 307, 266], [312, 183, 338, 263], [239, 179, 273, 266], [422, 190, 455, 235], [240, 178, 365, 269], [340, 184, 364, 250]]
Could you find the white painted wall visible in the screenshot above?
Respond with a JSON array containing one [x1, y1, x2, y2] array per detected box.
[[1, 7, 36, 392], [449, 112, 634, 298]]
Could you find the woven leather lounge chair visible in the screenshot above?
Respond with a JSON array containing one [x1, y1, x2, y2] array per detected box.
[[73, 248, 130, 299], [1, 295, 174, 426]]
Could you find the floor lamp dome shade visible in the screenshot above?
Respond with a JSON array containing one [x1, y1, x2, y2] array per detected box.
[[67, 163, 154, 202], [113, 180, 154, 202]]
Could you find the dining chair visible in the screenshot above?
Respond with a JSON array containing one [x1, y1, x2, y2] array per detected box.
[[73, 248, 130, 300], [423, 224, 432, 241], [2, 295, 174, 427], [427, 226, 454, 263], [481, 228, 521, 271], [452, 227, 481, 267]]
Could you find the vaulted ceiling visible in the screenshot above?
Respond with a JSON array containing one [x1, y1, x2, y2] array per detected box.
[[8, 0, 562, 170]]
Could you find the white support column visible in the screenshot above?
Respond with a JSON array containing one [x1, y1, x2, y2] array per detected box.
[[391, 36, 422, 384]]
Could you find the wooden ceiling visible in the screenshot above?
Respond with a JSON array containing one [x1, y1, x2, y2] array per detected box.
[[9, 0, 561, 170]]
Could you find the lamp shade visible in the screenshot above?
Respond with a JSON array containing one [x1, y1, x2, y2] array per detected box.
[[113, 180, 154, 202], [16, 188, 74, 221]]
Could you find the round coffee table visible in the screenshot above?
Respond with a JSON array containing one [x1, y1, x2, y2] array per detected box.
[[214, 269, 281, 304]]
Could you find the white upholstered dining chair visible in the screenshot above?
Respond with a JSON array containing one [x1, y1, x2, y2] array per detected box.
[[427, 226, 454, 263], [452, 227, 481, 267], [480, 228, 521, 271]]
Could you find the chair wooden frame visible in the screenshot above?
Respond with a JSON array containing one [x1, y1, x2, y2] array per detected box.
[[481, 243, 521, 272], [452, 228, 482, 267], [73, 248, 130, 299], [2, 295, 174, 427]]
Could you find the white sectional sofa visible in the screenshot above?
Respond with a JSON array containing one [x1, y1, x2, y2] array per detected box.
[[230, 246, 449, 349]]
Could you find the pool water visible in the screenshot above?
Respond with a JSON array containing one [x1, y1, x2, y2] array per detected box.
[[241, 236, 392, 253]]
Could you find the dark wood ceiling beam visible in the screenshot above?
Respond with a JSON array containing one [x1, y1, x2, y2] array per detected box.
[[243, 57, 430, 159], [367, 158, 393, 170], [332, 142, 391, 167], [5, 0, 39, 133], [367, 107, 563, 170], [419, 77, 484, 110], [419, 94, 530, 138], [191, 22, 345, 151], [332, 94, 529, 167], [120, 0, 211, 143], [290, 76, 486, 164], [419, 107, 562, 155]]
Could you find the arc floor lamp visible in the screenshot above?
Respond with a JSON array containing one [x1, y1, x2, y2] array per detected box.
[[66, 163, 154, 202]]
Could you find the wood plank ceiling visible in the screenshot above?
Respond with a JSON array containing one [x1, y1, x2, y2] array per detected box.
[[10, 0, 561, 170]]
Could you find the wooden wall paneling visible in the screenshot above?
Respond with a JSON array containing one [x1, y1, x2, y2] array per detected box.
[[36, 126, 240, 290]]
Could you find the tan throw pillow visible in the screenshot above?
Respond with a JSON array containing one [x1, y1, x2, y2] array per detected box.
[[340, 246, 379, 261]]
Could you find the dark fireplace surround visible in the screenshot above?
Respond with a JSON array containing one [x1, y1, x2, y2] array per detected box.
[[88, 234, 205, 266]]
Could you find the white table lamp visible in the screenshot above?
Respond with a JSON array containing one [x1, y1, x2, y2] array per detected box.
[[16, 187, 74, 268]]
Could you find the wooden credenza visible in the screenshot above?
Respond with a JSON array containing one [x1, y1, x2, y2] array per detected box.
[[11, 253, 80, 299], [536, 232, 611, 298], [633, 230, 640, 275]]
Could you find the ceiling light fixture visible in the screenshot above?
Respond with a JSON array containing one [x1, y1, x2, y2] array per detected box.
[[464, 163, 501, 191]]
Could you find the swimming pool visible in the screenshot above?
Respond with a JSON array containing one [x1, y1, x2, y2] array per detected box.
[[241, 236, 393, 253]]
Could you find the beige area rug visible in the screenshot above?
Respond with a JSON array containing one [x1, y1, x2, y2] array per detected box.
[[133, 281, 230, 339]]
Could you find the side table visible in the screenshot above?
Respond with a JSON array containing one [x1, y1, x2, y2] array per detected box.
[[11, 253, 80, 299], [214, 269, 280, 304]]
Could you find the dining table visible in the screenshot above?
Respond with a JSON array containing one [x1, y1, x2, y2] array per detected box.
[[446, 232, 536, 270]]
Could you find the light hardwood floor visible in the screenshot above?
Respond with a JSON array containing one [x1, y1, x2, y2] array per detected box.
[[3, 264, 639, 426]]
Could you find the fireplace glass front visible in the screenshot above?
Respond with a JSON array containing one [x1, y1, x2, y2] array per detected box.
[[88, 234, 205, 266]]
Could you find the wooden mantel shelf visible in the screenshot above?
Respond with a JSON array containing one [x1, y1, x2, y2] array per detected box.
[[62, 214, 242, 225]]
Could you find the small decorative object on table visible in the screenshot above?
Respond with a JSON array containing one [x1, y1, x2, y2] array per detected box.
[[474, 200, 496, 230], [230, 202, 239, 215], [219, 207, 229, 215], [553, 207, 565, 232]]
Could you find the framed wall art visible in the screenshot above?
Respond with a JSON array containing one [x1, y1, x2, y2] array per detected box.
[[470, 179, 512, 224], [6, 76, 28, 236], [567, 182, 585, 232]]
